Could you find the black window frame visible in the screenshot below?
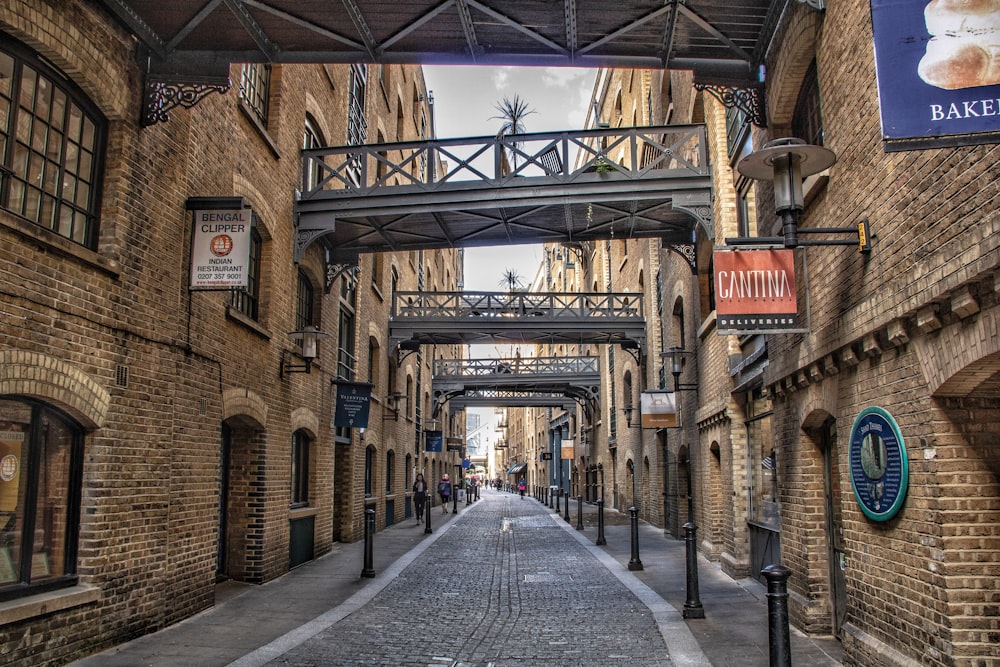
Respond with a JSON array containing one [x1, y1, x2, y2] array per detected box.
[[228, 216, 262, 321], [0, 33, 106, 250], [291, 430, 309, 509], [239, 63, 271, 128], [0, 398, 84, 602]]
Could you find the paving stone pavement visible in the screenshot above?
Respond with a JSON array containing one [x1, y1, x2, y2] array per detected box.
[[69, 489, 843, 667], [250, 495, 680, 667]]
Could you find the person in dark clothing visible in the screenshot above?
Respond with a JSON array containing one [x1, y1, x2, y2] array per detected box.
[[412, 473, 428, 524], [438, 474, 452, 513]]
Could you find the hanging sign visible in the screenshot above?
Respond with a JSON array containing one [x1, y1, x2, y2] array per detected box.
[[425, 430, 443, 453], [870, 0, 1000, 150], [640, 390, 678, 428], [561, 439, 574, 460], [332, 381, 372, 429], [849, 407, 909, 522], [714, 249, 800, 335], [190, 207, 253, 290]]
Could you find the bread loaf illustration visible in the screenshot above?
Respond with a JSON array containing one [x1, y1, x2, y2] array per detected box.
[[917, 0, 1000, 89]]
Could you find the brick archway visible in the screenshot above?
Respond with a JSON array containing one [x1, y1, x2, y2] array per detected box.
[[0, 349, 110, 429]]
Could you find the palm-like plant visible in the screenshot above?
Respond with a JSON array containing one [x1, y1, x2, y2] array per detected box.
[[498, 268, 525, 293], [490, 94, 536, 172]]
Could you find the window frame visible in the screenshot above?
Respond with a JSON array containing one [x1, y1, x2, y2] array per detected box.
[[0, 398, 84, 602], [0, 34, 107, 250], [238, 63, 271, 128], [290, 430, 309, 509], [228, 215, 262, 321]]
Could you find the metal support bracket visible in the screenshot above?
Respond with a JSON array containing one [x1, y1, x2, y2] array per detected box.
[[694, 83, 767, 128], [142, 75, 230, 127]]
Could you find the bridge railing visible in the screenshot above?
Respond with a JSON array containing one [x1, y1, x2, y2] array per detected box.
[[392, 291, 644, 319], [301, 125, 706, 199], [434, 356, 600, 377]]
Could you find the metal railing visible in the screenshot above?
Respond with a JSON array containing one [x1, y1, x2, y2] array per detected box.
[[434, 356, 599, 377], [300, 125, 706, 198], [393, 291, 643, 319]]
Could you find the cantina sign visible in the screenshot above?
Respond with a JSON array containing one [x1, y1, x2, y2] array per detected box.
[[714, 249, 800, 335]]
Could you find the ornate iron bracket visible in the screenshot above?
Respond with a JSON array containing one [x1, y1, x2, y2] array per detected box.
[[666, 243, 697, 274], [142, 76, 230, 127], [326, 262, 359, 293], [694, 83, 766, 128]]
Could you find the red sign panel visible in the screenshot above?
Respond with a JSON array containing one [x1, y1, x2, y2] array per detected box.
[[714, 249, 799, 333]]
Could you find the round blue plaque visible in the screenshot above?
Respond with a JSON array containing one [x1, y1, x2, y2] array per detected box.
[[849, 407, 908, 522]]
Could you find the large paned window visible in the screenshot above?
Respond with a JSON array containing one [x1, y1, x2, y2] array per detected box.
[[0, 399, 84, 601], [239, 63, 270, 127], [291, 430, 309, 508], [302, 115, 325, 192], [228, 217, 262, 320], [0, 36, 105, 249], [793, 60, 823, 147], [346, 64, 368, 186], [295, 269, 315, 333], [746, 389, 778, 529]]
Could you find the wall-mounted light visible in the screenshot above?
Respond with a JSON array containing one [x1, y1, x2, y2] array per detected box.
[[280, 325, 329, 377], [382, 392, 406, 421], [621, 405, 641, 429]]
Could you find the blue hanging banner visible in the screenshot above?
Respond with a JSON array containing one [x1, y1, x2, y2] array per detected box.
[[333, 381, 372, 429], [424, 430, 443, 453]]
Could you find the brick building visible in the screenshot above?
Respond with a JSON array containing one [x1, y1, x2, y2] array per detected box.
[[556, 2, 1000, 665], [0, 1, 460, 664]]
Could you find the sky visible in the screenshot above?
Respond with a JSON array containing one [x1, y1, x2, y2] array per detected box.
[[422, 65, 597, 292]]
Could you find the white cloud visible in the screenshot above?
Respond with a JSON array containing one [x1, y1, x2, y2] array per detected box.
[[541, 67, 590, 88], [491, 66, 515, 90]]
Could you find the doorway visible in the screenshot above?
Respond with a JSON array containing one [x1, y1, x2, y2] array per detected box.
[[821, 417, 847, 637]]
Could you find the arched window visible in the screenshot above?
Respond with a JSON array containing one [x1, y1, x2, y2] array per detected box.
[[228, 214, 262, 320], [0, 398, 84, 601], [302, 114, 325, 191], [385, 449, 395, 493], [291, 430, 309, 508], [295, 269, 315, 333], [364, 445, 376, 497], [0, 35, 106, 249]]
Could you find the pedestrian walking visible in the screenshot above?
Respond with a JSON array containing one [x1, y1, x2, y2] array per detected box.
[[412, 473, 428, 524], [518, 476, 526, 499], [438, 473, 452, 513]]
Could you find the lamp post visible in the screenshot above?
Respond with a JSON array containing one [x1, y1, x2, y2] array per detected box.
[[664, 347, 704, 620]]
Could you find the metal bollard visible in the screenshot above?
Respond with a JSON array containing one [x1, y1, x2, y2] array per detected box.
[[628, 506, 643, 570], [424, 494, 433, 534], [596, 498, 606, 545], [467, 485, 472, 505], [548, 487, 553, 509], [556, 488, 561, 513], [683, 522, 705, 618], [564, 490, 570, 522], [453, 484, 458, 514], [361, 508, 376, 578], [762, 564, 792, 667], [576, 495, 584, 530]]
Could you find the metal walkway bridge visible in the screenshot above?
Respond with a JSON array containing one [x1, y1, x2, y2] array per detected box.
[[432, 355, 601, 417], [295, 125, 710, 270], [390, 290, 645, 356]]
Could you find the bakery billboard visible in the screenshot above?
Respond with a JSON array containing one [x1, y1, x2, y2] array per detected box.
[[870, 0, 1000, 150]]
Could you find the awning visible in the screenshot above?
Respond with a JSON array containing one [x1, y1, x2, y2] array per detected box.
[[506, 463, 527, 476]]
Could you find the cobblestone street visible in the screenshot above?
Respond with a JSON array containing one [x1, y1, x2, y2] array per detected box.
[[255, 494, 678, 667]]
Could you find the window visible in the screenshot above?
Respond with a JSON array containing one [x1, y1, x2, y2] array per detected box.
[[367, 337, 379, 386], [746, 389, 777, 528], [302, 115, 325, 192], [295, 270, 315, 337], [0, 36, 105, 249], [364, 445, 375, 497], [346, 64, 368, 185], [291, 430, 309, 508], [239, 63, 270, 127], [385, 450, 394, 494], [228, 219, 262, 320], [792, 60, 823, 146], [0, 399, 84, 602]]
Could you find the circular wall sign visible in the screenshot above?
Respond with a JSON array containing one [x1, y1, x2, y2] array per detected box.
[[849, 407, 909, 522]]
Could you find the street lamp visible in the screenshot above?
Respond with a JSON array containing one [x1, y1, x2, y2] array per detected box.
[[280, 325, 329, 377], [663, 346, 704, 619]]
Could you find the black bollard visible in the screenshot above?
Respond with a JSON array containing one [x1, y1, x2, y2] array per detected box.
[[556, 488, 561, 513], [762, 564, 792, 667], [576, 495, 584, 530], [424, 493, 433, 534], [452, 482, 458, 514], [563, 490, 570, 522], [682, 521, 705, 618], [628, 506, 643, 570], [361, 508, 376, 578], [467, 484, 472, 505], [548, 487, 553, 509], [596, 498, 606, 545]]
